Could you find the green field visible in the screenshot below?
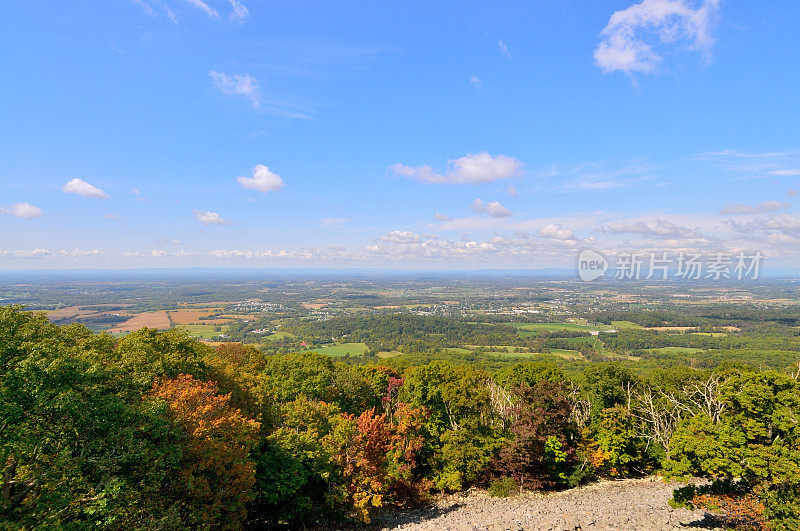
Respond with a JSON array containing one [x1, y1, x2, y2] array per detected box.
[[262, 331, 296, 341], [312, 342, 370, 357], [177, 324, 230, 339], [507, 322, 614, 333], [376, 350, 403, 358], [649, 346, 705, 354], [446, 346, 583, 360], [610, 320, 643, 329]]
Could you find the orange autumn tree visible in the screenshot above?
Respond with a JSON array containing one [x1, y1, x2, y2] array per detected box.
[[151, 374, 260, 528]]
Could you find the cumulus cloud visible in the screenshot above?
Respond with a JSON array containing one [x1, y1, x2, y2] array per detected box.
[[390, 152, 522, 185], [600, 218, 701, 238], [724, 214, 800, 248], [209, 70, 260, 107], [498, 39, 511, 59], [594, 0, 720, 76], [539, 224, 576, 241], [209, 248, 320, 259], [62, 178, 109, 199], [237, 165, 284, 193], [379, 230, 421, 244], [193, 209, 232, 226], [1, 202, 43, 219], [721, 201, 791, 215], [471, 199, 512, 218]]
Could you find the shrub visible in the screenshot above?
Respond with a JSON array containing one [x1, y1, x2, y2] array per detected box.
[[488, 477, 519, 498]]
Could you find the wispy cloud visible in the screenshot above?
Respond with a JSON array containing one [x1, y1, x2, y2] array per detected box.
[[321, 217, 347, 227], [390, 152, 522, 185], [469, 75, 482, 88], [63, 178, 109, 199], [721, 201, 791, 215], [227, 0, 249, 22], [134, 0, 248, 23], [209, 70, 260, 107], [594, 0, 720, 76], [497, 39, 511, 59]]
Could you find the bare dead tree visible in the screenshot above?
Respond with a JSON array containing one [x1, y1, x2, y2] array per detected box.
[[791, 359, 800, 380], [631, 386, 684, 459], [568, 381, 592, 429], [682, 374, 727, 424], [487, 379, 517, 429]]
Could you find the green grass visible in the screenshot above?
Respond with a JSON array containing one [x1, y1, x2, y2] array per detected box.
[[177, 324, 230, 339], [611, 320, 643, 329], [312, 342, 370, 357], [262, 331, 296, 341], [376, 350, 403, 358], [649, 346, 705, 354], [507, 322, 614, 333]]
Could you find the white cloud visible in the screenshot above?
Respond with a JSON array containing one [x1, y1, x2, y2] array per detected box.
[[227, 0, 249, 22], [209, 70, 260, 107], [507, 185, 518, 196], [320, 217, 346, 227], [193, 209, 232, 225], [539, 224, 576, 241], [469, 75, 482, 88], [721, 201, 791, 215], [186, 0, 219, 19], [379, 230, 421, 244], [209, 248, 320, 260], [594, 0, 720, 76], [390, 152, 522, 185], [157, 237, 183, 245], [471, 199, 512, 218], [498, 39, 511, 59], [62, 178, 109, 199], [131, 188, 148, 202], [434, 213, 451, 221], [788, 189, 799, 198], [771, 169, 800, 176], [1, 202, 43, 219], [236, 164, 284, 193], [133, 0, 248, 23], [600, 218, 701, 238]]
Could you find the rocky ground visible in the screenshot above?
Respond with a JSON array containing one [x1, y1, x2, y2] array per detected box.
[[374, 477, 720, 530]]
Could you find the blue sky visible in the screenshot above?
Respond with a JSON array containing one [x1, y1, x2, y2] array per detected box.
[[2, 0, 800, 269]]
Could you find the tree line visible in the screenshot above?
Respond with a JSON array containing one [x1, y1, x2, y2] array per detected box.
[[1, 306, 799, 529]]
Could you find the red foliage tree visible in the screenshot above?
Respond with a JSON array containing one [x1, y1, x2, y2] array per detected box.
[[151, 374, 260, 528]]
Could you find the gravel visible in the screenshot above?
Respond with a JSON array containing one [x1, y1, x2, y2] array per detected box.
[[373, 477, 718, 531]]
